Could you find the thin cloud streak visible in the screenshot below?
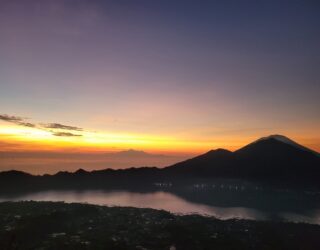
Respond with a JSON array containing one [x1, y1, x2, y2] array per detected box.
[[0, 114, 23, 122], [0, 114, 83, 137], [0, 114, 36, 128], [42, 123, 83, 131], [52, 132, 82, 137]]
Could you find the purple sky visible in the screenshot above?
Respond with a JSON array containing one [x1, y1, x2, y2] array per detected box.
[[0, 0, 319, 159]]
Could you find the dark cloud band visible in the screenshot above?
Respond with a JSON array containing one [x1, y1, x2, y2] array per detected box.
[[42, 123, 83, 131], [52, 132, 82, 137], [0, 114, 83, 136], [0, 114, 36, 128], [0, 114, 24, 122]]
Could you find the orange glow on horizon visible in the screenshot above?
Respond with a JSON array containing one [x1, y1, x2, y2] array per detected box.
[[0, 123, 319, 155], [0, 124, 225, 155]]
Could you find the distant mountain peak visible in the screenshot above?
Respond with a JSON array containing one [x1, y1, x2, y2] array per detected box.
[[256, 134, 296, 145], [118, 149, 148, 155], [74, 168, 88, 174], [206, 148, 232, 155], [253, 134, 318, 155], [107, 149, 167, 158]]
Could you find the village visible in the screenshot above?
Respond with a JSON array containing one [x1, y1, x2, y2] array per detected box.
[[0, 201, 319, 250]]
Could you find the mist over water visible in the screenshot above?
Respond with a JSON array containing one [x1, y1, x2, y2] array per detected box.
[[1, 189, 319, 225], [0, 151, 188, 174]]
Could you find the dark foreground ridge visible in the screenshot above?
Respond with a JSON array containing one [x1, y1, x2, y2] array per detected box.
[[0, 201, 320, 250]]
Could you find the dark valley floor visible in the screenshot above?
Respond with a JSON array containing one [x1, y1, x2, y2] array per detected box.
[[0, 201, 319, 250]]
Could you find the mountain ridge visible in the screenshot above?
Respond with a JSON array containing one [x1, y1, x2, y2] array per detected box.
[[0, 135, 319, 188]]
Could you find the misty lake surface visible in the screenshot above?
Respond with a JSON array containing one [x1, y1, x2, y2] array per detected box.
[[0, 189, 319, 225]]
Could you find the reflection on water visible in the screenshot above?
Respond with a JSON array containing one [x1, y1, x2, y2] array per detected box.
[[0, 190, 319, 224]]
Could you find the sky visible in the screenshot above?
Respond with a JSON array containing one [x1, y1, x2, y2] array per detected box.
[[0, 0, 319, 173]]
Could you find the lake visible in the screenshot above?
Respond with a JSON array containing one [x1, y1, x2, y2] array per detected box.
[[0, 188, 319, 225]]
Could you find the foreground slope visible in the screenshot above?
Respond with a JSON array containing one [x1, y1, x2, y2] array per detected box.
[[1, 201, 320, 250]]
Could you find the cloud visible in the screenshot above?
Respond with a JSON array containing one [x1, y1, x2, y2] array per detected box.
[[52, 132, 82, 137], [42, 123, 83, 131], [1, 113, 83, 135], [0, 114, 24, 122], [0, 114, 36, 128], [17, 122, 36, 128]]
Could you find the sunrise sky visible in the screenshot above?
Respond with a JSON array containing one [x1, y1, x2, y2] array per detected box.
[[0, 0, 319, 173]]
